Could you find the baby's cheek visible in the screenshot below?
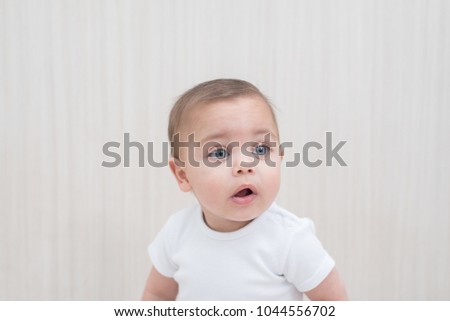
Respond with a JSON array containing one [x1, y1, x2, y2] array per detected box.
[[264, 167, 281, 191], [178, 147, 204, 166]]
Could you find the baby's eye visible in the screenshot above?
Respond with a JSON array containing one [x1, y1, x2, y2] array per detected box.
[[208, 147, 229, 159], [253, 144, 270, 156]]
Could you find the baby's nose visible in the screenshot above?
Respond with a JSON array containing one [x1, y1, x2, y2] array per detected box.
[[232, 151, 256, 176]]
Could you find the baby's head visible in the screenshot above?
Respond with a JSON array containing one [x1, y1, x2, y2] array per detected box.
[[168, 79, 283, 232], [169, 79, 279, 159]]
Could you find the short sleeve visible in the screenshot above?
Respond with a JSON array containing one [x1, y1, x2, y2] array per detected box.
[[283, 218, 335, 292], [148, 217, 178, 278]]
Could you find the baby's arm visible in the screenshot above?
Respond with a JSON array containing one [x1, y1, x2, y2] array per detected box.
[[141, 267, 178, 300], [304, 267, 348, 300]]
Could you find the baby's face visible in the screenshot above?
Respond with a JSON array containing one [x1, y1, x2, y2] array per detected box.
[[172, 95, 282, 232]]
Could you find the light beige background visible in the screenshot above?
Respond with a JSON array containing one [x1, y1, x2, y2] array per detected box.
[[1, 0, 449, 300]]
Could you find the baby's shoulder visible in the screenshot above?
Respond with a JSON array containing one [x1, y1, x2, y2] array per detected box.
[[166, 204, 198, 227], [161, 204, 199, 239], [263, 203, 315, 236]]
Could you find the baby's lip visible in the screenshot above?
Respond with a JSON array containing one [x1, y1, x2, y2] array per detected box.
[[231, 184, 257, 198]]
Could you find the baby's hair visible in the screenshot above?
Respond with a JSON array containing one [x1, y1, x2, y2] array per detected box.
[[168, 78, 278, 159]]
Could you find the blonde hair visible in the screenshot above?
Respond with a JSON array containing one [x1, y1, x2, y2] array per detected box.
[[168, 79, 278, 158]]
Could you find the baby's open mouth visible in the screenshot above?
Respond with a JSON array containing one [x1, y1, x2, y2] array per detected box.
[[233, 188, 254, 198], [231, 185, 257, 205]]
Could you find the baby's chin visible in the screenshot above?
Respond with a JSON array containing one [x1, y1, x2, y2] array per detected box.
[[200, 199, 274, 229], [200, 208, 257, 231], [225, 205, 268, 222]]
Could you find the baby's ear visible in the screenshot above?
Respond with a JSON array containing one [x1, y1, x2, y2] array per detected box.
[[169, 158, 192, 192], [279, 144, 285, 158]]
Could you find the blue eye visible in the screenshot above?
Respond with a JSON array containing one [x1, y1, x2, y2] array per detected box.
[[208, 147, 229, 159], [253, 144, 270, 156]]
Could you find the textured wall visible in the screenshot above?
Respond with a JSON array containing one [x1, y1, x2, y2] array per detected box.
[[1, 0, 449, 300]]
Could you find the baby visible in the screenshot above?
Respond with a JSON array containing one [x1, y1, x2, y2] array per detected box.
[[142, 79, 347, 300]]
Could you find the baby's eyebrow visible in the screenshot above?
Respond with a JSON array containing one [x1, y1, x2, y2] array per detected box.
[[201, 130, 278, 143], [200, 132, 227, 143]]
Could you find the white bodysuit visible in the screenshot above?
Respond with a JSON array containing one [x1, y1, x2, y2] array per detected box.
[[148, 203, 335, 300]]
